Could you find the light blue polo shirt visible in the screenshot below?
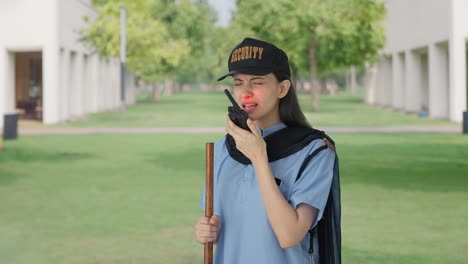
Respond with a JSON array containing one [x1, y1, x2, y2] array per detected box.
[[200, 122, 335, 264]]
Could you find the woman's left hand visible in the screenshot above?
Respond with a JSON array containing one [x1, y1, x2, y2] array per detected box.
[[225, 116, 267, 163]]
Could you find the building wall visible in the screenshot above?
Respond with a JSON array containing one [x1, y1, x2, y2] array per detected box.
[[449, 0, 468, 122], [0, 0, 56, 125], [382, 0, 450, 53], [369, 0, 468, 122], [0, 1, 56, 48], [59, 0, 95, 53], [0, 0, 135, 127]]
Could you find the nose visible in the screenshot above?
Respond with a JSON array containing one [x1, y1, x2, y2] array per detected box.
[[241, 92, 253, 102], [239, 83, 254, 99]]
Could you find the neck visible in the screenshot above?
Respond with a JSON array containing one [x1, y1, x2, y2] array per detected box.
[[254, 119, 282, 130], [253, 105, 282, 130]]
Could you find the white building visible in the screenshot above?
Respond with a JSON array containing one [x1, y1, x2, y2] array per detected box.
[[366, 0, 468, 122], [0, 0, 136, 126]]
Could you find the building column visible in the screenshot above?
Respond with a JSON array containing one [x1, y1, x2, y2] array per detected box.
[[405, 50, 421, 112], [112, 59, 119, 108], [42, 0, 60, 125], [364, 62, 377, 105], [420, 52, 429, 113], [103, 58, 110, 110], [110, 59, 117, 109], [375, 59, 385, 105], [429, 43, 450, 119], [93, 57, 100, 112], [449, 0, 468, 122], [0, 49, 15, 127], [382, 56, 393, 107], [59, 48, 69, 122], [375, 57, 393, 107], [82, 54, 90, 114], [0, 48, 5, 127], [43, 45, 60, 124], [448, 36, 467, 122], [99, 58, 106, 110], [69, 51, 77, 117], [392, 52, 405, 109], [113, 58, 120, 108], [75, 52, 83, 116], [109, 59, 116, 109], [89, 54, 99, 113], [99, 57, 106, 111]]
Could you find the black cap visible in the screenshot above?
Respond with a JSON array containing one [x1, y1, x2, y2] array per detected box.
[[217, 37, 291, 81]]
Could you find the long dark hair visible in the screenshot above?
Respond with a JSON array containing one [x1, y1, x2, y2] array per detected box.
[[274, 72, 312, 129]]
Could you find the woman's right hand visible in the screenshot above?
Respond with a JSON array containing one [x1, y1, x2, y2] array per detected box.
[[193, 215, 221, 244]]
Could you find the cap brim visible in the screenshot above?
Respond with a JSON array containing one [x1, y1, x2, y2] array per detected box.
[[217, 70, 237, 81], [216, 68, 273, 81]]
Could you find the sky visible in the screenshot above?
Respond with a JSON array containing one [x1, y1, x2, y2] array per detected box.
[[207, 0, 236, 27]]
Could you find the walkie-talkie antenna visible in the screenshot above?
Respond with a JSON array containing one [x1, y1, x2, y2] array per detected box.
[[224, 89, 241, 110]]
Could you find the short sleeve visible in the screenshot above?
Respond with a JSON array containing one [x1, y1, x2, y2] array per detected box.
[[288, 142, 335, 227]]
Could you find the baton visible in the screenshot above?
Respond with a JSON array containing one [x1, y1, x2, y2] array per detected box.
[[204, 143, 214, 264]]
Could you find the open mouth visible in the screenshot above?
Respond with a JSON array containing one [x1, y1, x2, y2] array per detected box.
[[242, 103, 258, 113]]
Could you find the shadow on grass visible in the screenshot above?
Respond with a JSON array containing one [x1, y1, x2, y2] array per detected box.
[[145, 146, 204, 172], [0, 168, 26, 185], [343, 246, 456, 264], [137, 96, 193, 105], [0, 145, 96, 185], [340, 141, 468, 193], [299, 103, 368, 115], [0, 146, 96, 163], [0, 145, 96, 166]]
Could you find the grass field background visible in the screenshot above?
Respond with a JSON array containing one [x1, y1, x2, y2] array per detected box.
[[1, 90, 467, 263], [37, 90, 457, 128]]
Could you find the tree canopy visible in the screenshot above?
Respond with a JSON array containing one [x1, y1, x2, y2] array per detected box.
[[81, 0, 386, 108], [81, 0, 221, 83], [233, 0, 386, 110]]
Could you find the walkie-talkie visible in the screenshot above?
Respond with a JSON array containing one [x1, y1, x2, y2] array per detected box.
[[224, 89, 251, 131]]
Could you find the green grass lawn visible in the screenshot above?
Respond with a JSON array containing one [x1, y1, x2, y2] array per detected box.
[[3, 89, 466, 263], [1, 133, 467, 264], [303, 94, 456, 127], [37, 89, 457, 128]]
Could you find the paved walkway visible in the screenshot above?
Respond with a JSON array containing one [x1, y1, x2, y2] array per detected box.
[[18, 125, 462, 135]]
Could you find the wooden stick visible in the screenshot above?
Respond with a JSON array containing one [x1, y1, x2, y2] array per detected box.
[[204, 142, 214, 264]]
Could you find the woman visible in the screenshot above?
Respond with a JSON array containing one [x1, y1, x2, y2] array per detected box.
[[194, 37, 337, 264]]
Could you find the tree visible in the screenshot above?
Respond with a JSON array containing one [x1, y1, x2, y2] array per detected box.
[[233, 0, 386, 111], [81, 0, 190, 99], [82, 0, 229, 96], [157, 0, 219, 84]]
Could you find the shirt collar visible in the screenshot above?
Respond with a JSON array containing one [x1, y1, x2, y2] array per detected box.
[[259, 122, 287, 137]]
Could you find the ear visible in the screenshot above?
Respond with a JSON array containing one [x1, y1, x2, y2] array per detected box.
[[278, 80, 291, 99]]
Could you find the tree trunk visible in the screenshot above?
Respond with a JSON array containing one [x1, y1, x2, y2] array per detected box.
[[152, 83, 160, 101], [350, 65, 357, 94], [345, 69, 351, 93], [327, 78, 339, 96], [319, 78, 326, 95], [164, 78, 173, 96], [309, 41, 320, 112]]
